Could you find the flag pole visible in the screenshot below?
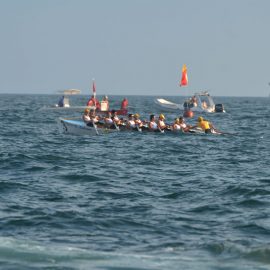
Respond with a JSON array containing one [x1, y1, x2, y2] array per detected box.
[[179, 64, 189, 108], [92, 78, 96, 109]]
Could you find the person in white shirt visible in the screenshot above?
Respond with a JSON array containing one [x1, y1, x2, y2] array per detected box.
[[148, 114, 158, 131], [82, 109, 91, 123], [126, 114, 136, 129], [172, 118, 181, 131], [104, 111, 114, 128]]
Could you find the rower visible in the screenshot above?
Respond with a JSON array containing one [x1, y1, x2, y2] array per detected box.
[[157, 114, 170, 131], [111, 110, 122, 125], [172, 118, 181, 131], [178, 116, 191, 132], [148, 114, 158, 131], [193, 116, 213, 134], [126, 114, 136, 129], [104, 111, 114, 128], [82, 108, 91, 122], [134, 113, 143, 128], [87, 109, 101, 127]]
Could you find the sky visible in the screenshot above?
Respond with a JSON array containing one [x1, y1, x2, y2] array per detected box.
[[0, 0, 270, 97]]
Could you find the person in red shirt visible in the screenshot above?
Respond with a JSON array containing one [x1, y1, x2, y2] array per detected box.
[[121, 97, 128, 109], [86, 95, 101, 110]]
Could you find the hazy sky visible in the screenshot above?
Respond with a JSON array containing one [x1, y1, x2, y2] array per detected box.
[[0, 0, 269, 96]]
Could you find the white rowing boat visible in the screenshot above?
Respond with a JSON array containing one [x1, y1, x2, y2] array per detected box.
[[58, 118, 224, 136]]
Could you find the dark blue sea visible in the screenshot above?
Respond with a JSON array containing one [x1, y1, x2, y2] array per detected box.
[[0, 94, 270, 270]]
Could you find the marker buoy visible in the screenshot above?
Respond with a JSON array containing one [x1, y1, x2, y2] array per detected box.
[[183, 110, 194, 118]]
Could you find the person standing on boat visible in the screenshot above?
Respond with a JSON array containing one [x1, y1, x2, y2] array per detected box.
[[100, 96, 109, 111], [121, 97, 128, 109], [202, 101, 208, 109], [191, 96, 198, 107], [58, 96, 65, 107], [87, 95, 101, 110]]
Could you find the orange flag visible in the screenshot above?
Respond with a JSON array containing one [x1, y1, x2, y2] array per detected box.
[[180, 64, 188, 87]]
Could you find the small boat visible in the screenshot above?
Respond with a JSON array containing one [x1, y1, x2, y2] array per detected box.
[[156, 65, 225, 113], [58, 118, 224, 136], [154, 98, 182, 111], [40, 89, 92, 111], [155, 91, 225, 113], [55, 89, 81, 108]]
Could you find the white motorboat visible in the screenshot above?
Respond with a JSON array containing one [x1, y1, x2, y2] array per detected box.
[[155, 91, 225, 113], [40, 89, 93, 111], [55, 89, 81, 108]]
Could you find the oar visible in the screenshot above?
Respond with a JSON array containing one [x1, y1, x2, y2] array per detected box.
[[211, 125, 237, 136], [114, 122, 120, 131], [158, 127, 165, 133], [214, 129, 237, 136], [92, 121, 99, 135], [136, 124, 142, 132]]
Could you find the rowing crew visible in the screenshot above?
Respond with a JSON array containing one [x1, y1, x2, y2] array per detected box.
[[148, 114, 216, 133], [82, 109, 217, 133]]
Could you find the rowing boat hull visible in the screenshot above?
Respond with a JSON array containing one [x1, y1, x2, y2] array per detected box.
[[58, 118, 118, 135], [58, 118, 223, 136]]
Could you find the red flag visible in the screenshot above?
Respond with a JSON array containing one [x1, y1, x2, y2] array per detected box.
[[180, 64, 188, 87]]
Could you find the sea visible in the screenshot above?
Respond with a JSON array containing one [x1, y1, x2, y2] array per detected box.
[[0, 94, 269, 270]]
